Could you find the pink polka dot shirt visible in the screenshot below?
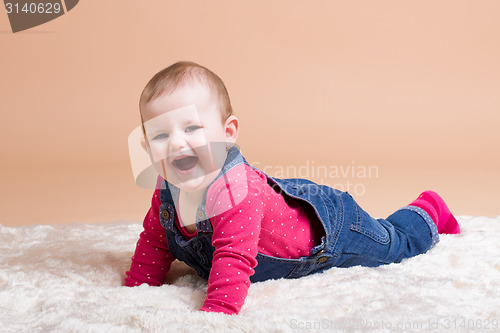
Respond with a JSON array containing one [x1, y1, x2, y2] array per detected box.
[[125, 164, 324, 315]]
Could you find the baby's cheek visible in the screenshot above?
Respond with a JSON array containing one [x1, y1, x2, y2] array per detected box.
[[150, 144, 168, 162], [191, 132, 209, 146]]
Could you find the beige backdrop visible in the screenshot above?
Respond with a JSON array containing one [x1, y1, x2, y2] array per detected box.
[[1, 1, 499, 226]]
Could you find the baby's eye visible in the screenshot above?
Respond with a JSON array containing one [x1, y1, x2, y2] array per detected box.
[[152, 133, 169, 140], [186, 125, 202, 133]]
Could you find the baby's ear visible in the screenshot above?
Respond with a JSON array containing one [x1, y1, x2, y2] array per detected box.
[[225, 115, 240, 144]]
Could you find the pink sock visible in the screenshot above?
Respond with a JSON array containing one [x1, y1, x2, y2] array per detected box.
[[409, 191, 461, 234]]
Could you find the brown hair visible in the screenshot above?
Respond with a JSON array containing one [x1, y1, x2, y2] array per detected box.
[[139, 61, 233, 129]]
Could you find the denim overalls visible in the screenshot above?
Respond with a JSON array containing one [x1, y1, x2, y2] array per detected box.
[[158, 146, 439, 283]]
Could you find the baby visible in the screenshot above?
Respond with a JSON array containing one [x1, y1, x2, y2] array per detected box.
[[124, 61, 461, 315]]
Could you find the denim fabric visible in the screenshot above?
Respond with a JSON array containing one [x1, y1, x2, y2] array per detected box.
[[158, 146, 439, 282]]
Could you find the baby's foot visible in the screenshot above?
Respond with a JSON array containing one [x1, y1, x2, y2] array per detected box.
[[409, 190, 460, 234]]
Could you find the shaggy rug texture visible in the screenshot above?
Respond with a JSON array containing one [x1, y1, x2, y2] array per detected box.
[[0, 216, 499, 332]]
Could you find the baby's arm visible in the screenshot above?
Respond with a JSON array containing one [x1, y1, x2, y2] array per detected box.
[[200, 203, 260, 314], [200, 168, 263, 314], [125, 188, 174, 286]]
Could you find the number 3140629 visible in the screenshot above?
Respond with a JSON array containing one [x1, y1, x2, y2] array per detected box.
[[5, 2, 62, 14]]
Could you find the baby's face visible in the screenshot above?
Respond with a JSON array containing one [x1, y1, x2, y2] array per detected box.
[[141, 83, 231, 193]]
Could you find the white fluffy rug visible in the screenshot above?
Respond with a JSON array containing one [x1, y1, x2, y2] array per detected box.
[[1, 216, 499, 332]]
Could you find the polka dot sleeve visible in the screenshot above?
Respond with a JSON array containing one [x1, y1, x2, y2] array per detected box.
[[124, 184, 175, 287], [200, 165, 262, 314]]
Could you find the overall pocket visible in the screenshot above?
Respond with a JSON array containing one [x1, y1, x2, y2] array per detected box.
[[350, 203, 390, 245]]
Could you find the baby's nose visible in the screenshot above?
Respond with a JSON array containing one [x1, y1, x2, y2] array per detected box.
[[168, 132, 187, 152]]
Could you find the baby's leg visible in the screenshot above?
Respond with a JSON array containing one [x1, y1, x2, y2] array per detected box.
[[306, 190, 458, 272], [331, 192, 440, 268], [408, 191, 460, 234]]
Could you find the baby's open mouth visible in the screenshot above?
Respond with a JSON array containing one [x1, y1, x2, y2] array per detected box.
[[172, 156, 199, 171]]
